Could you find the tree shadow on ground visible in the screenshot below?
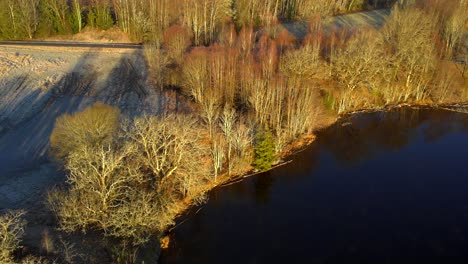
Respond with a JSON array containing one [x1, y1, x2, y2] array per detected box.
[[281, 9, 391, 41]]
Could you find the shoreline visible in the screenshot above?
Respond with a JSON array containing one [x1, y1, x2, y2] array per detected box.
[[161, 101, 468, 247]]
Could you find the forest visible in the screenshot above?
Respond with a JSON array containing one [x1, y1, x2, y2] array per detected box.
[[1, 0, 467, 263], [0, 0, 394, 41]]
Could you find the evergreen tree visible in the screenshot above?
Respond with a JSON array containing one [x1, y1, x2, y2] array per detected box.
[[86, 4, 114, 30], [94, 4, 114, 30], [37, 0, 72, 36], [253, 129, 276, 171]]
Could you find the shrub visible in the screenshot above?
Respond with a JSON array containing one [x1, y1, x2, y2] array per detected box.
[[50, 102, 120, 160]]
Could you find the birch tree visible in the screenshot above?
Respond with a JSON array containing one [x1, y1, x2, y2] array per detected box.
[[17, 0, 40, 38], [442, 1, 468, 58], [70, 0, 83, 33]]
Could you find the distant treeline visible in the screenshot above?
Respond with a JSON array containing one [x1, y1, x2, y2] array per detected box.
[[0, 0, 394, 42]]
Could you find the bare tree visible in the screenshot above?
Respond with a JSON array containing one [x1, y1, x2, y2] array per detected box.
[[279, 45, 322, 81], [144, 42, 169, 89], [148, 0, 171, 35], [49, 106, 212, 245], [5, 0, 18, 38], [128, 115, 211, 195], [112, 0, 131, 33], [442, 1, 468, 58], [284, 81, 321, 139], [0, 210, 26, 263], [182, 47, 209, 103], [234, 0, 261, 26], [17, 0, 40, 38], [295, 0, 336, 17], [247, 74, 270, 125], [382, 6, 437, 102], [219, 104, 236, 175], [47, 142, 141, 233], [201, 93, 221, 138], [332, 29, 383, 112], [163, 25, 193, 64], [211, 135, 225, 181], [237, 26, 255, 58], [112, 0, 150, 41]]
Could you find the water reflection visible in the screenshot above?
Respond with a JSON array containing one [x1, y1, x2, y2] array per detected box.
[[161, 108, 468, 264], [253, 173, 274, 204], [317, 108, 468, 165]]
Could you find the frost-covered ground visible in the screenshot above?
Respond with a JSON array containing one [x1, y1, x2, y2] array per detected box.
[[0, 46, 169, 210]]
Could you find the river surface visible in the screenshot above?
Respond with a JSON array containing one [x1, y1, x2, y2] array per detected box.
[[160, 108, 468, 264]]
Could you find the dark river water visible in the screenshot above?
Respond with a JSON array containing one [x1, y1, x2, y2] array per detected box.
[[160, 108, 468, 264]]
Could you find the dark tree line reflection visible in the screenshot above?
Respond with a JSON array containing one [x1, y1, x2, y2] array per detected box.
[[316, 108, 468, 165]]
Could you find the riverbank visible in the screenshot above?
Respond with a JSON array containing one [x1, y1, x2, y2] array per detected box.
[[162, 101, 468, 249], [160, 106, 468, 264]]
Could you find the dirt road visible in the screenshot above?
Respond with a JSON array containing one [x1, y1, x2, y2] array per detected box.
[[0, 40, 142, 49]]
